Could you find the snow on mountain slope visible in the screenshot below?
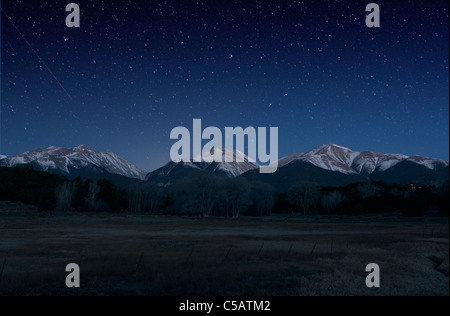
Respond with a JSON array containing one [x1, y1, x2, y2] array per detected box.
[[198, 146, 259, 177], [154, 161, 201, 178], [278, 153, 305, 168], [351, 151, 408, 175], [2, 144, 447, 183], [303, 144, 359, 174], [406, 156, 449, 170], [0, 145, 147, 180], [276, 145, 359, 174], [277, 144, 448, 175], [147, 146, 259, 182]]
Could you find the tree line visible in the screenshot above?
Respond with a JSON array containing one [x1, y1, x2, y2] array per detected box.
[[282, 180, 449, 217], [0, 166, 448, 217], [0, 166, 127, 213]]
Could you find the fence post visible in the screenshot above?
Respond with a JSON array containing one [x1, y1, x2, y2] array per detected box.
[[310, 242, 317, 256], [0, 257, 7, 286], [258, 242, 265, 256], [185, 245, 195, 264], [287, 243, 294, 258]]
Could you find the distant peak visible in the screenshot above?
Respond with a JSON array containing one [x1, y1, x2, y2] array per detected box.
[[326, 144, 353, 151], [307, 144, 354, 155], [76, 144, 91, 150]]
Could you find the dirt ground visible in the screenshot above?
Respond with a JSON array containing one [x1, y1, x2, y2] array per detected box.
[[0, 203, 448, 296]]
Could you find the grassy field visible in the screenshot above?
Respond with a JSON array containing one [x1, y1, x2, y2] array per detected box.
[[0, 202, 448, 296]]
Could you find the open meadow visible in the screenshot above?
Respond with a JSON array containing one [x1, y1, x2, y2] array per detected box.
[[0, 202, 448, 296]]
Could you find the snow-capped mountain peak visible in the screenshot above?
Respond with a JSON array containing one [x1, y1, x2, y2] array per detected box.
[[278, 144, 448, 175], [146, 146, 259, 184], [306, 144, 354, 156], [0, 145, 147, 180], [192, 146, 259, 177], [300, 144, 360, 174], [207, 146, 259, 177], [2, 144, 448, 185]]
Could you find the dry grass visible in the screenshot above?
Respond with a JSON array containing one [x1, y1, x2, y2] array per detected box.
[[0, 206, 448, 296]]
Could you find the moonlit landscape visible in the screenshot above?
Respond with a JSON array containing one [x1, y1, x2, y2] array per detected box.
[[0, 0, 448, 297]]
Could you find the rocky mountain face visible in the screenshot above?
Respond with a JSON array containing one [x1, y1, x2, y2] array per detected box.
[[0, 145, 147, 180]]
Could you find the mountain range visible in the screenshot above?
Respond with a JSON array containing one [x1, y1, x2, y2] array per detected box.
[[0, 145, 147, 180], [244, 144, 449, 191], [1, 144, 448, 189], [278, 144, 448, 176], [146, 146, 258, 186]]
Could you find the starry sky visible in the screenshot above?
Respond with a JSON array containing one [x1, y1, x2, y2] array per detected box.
[[1, 0, 449, 171]]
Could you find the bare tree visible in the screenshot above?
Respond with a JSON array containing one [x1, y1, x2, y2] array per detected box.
[[287, 184, 319, 215], [145, 185, 162, 214], [250, 182, 276, 216], [174, 172, 219, 217], [128, 185, 143, 213], [358, 182, 381, 199], [193, 173, 219, 217], [56, 181, 76, 212], [173, 173, 251, 218], [321, 191, 343, 214], [87, 181, 100, 211], [128, 183, 162, 214], [220, 177, 251, 218]]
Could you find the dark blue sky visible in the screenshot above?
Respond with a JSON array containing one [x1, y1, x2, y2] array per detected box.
[[1, 0, 449, 171]]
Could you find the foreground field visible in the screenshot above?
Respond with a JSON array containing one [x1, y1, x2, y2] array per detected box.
[[0, 204, 448, 296]]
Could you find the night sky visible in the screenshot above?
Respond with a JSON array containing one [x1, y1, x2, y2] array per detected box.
[[1, 0, 449, 171]]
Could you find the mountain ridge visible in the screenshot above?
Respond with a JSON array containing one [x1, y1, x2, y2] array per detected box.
[[1, 144, 448, 187], [0, 145, 147, 180], [278, 144, 448, 176], [145, 146, 259, 185]]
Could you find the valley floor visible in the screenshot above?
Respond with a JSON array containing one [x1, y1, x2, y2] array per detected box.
[[0, 203, 448, 296]]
